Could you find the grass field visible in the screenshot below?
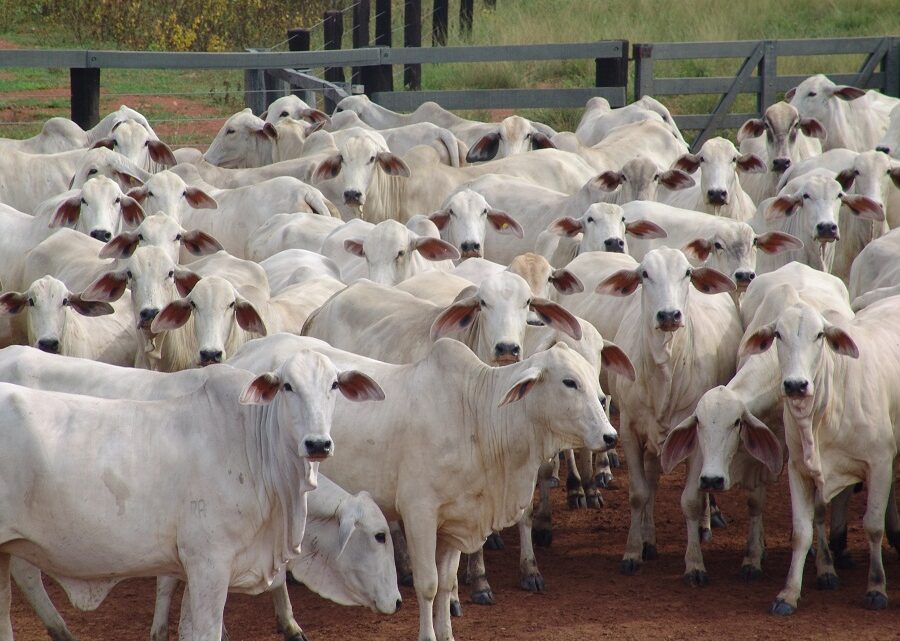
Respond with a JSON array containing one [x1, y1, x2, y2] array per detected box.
[[0, 0, 897, 145]]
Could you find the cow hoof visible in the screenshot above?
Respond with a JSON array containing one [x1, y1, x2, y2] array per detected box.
[[620, 559, 641, 575], [833, 551, 855, 570], [485, 532, 504, 550], [684, 570, 708, 587], [816, 573, 839, 590], [568, 494, 587, 509], [532, 528, 553, 548], [595, 471, 613, 489], [399, 572, 414, 587], [520, 572, 545, 593], [287, 633, 310, 641], [546, 476, 560, 489], [740, 565, 762, 582], [642, 543, 658, 561], [710, 512, 727, 529], [607, 451, 621, 468], [470, 589, 495, 605], [699, 527, 712, 543], [450, 599, 463, 617], [864, 591, 888, 610], [769, 599, 796, 616], [586, 494, 604, 509]]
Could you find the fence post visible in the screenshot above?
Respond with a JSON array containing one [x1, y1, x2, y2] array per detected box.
[[352, 0, 371, 87], [460, 0, 474, 37], [244, 68, 266, 115], [594, 40, 628, 107], [323, 10, 345, 113], [287, 28, 317, 108], [884, 37, 900, 98], [404, 0, 422, 90], [368, 0, 393, 98], [432, 0, 449, 46], [758, 40, 777, 113], [632, 43, 654, 103], [484, 0, 496, 7], [71, 67, 100, 129]]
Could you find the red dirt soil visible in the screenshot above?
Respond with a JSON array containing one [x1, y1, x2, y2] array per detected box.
[[9, 458, 900, 641]]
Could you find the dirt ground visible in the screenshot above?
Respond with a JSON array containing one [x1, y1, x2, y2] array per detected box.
[[9, 456, 900, 641]]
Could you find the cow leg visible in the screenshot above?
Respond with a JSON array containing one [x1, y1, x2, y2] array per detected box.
[[449, 574, 461, 618], [828, 485, 855, 569], [771, 464, 815, 615], [862, 464, 892, 610], [565, 448, 586, 509], [532, 460, 554, 547], [548, 453, 560, 488], [182, 565, 229, 641], [0, 553, 12, 641], [517, 508, 543, 592], [620, 426, 648, 574], [593, 449, 613, 489], [577, 448, 603, 509], [404, 512, 439, 641], [464, 549, 493, 605], [813, 497, 838, 590], [641, 448, 661, 560], [681, 454, 707, 586], [390, 521, 414, 586], [271, 582, 308, 641], [10, 558, 77, 641], [433, 541, 460, 641], [151, 576, 179, 641], [740, 484, 767, 581], [885, 481, 900, 555]]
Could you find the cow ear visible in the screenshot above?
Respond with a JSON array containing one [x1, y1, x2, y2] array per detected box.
[[50, 195, 83, 228], [235, 300, 267, 335], [660, 415, 698, 474], [549, 268, 583, 295], [824, 324, 858, 358], [530, 298, 582, 340], [430, 297, 480, 340], [99, 231, 140, 259], [674, 153, 701, 174], [486, 209, 523, 238], [82, 271, 128, 302], [659, 169, 694, 190], [147, 140, 177, 166], [301, 108, 331, 127], [799, 118, 826, 140], [428, 208, 451, 230], [841, 194, 884, 221], [185, 187, 218, 210], [594, 171, 624, 191], [151, 298, 193, 332], [830, 85, 866, 101], [682, 237, 713, 262], [414, 236, 460, 262], [127, 185, 150, 203], [740, 411, 783, 476], [181, 230, 224, 256], [737, 118, 766, 142], [625, 219, 667, 239], [259, 110, 268, 120], [835, 169, 857, 191], [737, 153, 767, 174], [68, 294, 114, 317], [119, 196, 145, 226], [313, 154, 343, 182], [240, 372, 281, 405], [305, 119, 327, 136], [690, 267, 736, 294], [174, 270, 201, 296], [601, 340, 635, 382], [336, 370, 385, 402], [343, 238, 366, 258], [0, 292, 27, 316], [91, 137, 115, 151], [263, 122, 278, 140], [739, 323, 776, 358], [466, 132, 501, 162], [754, 231, 803, 254], [888, 166, 900, 189], [596, 269, 641, 296], [549, 216, 584, 237], [336, 514, 359, 559], [114, 170, 144, 190], [784, 87, 797, 101], [530, 132, 556, 150], [376, 152, 410, 177], [766, 195, 801, 221], [499, 366, 543, 407]]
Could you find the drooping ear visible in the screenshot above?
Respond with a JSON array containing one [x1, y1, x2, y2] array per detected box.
[[659, 169, 695, 190], [594, 170, 624, 191], [739, 323, 776, 358], [239, 372, 282, 405], [253, 123, 278, 141], [754, 231, 803, 254], [549, 268, 584, 295], [430, 297, 480, 340], [336, 514, 359, 559], [113, 170, 143, 190], [625, 219, 667, 239], [235, 300, 267, 335], [486, 209, 523, 238], [119, 196, 145, 226], [336, 370, 385, 402], [830, 85, 866, 101], [889, 166, 900, 189], [823, 324, 859, 358], [427, 208, 451, 230], [376, 152, 411, 177], [499, 366, 543, 407], [529, 298, 582, 340], [68, 294, 114, 317], [841, 194, 884, 221], [305, 119, 327, 136], [259, 110, 268, 120], [184, 187, 218, 210], [530, 131, 556, 150], [737, 118, 766, 142], [91, 137, 116, 151], [835, 168, 857, 191], [151, 298, 193, 332], [180, 229, 224, 255], [174, 270, 201, 296], [466, 132, 501, 162], [147, 140, 177, 166], [784, 87, 797, 101], [343, 238, 366, 258], [674, 153, 701, 174], [766, 194, 802, 221], [301, 108, 331, 127], [99, 231, 140, 259], [690, 267, 736, 294], [313, 154, 343, 182], [82, 271, 128, 302], [740, 410, 783, 476], [126, 185, 150, 203], [414, 236, 460, 261], [682, 237, 713, 262], [799, 117, 826, 140], [737, 153, 767, 174], [549, 216, 584, 237], [50, 194, 83, 228], [601, 340, 635, 381], [660, 415, 698, 474], [595, 269, 641, 296], [0, 291, 27, 316]]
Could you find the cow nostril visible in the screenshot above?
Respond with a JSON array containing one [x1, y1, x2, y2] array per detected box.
[[343, 190, 363, 204], [772, 158, 791, 172], [700, 475, 725, 491], [199, 349, 223, 364], [304, 438, 333, 457], [90, 230, 112, 242], [816, 222, 838, 237], [604, 238, 625, 253], [734, 271, 756, 283], [37, 338, 60, 354], [783, 379, 809, 396], [140, 308, 159, 322], [603, 433, 617, 447]]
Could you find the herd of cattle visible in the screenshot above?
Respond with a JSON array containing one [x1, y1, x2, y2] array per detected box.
[[0, 71, 898, 641]]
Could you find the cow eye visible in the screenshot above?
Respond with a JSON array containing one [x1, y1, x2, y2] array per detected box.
[[734, 419, 740, 427], [807, 91, 817, 97], [143, 140, 150, 147], [802, 193, 810, 200], [126, 270, 133, 279], [587, 217, 594, 223], [774, 331, 781, 340], [283, 383, 293, 392], [816, 331, 824, 339], [331, 380, 339, 390], [375, 532, 387, 543], [167, 270, 174, 278], [685, 269, 692, 277], [397, 250, 405, 258], [190, 300, 197, 309], [27, 298, 34, 307], [482, 208, 488, 215], [226, 128, 235, 135], [148, 191, 155, 198], [599, 396, 607, 408], [369, 156, 375, 163], [114, 197, 121, 204], [714, 242, 723, 250], [175, 234, 182, 241], [137, 233, 145, 241], [641, 270, 649, 279], [653, 174, 660, 181], [732, 157, 738, 162], [280, 111, 289, 117], [62, 298, 69, 306], [88, 168, 98, 175], [81, 198, 87, 205], [563, 378, 578, 389], [228, 301, 235, 309]]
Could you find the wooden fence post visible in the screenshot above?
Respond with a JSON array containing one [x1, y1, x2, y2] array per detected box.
[[71, 67, 100, 129], [432, 0, 449, 46], [352, 0, 370, 87], [404, 0, 422, 89], [287, 28, 316, 108], [323, 10, 345, 113], [369, 0, 393, 98], [757, 40, 777, 113], [632, 43, 654, 102], [594, 39, 628, 107], [244, 68, 266, 115], [883, 37, 899, 97], [460, 0, 474, 37]]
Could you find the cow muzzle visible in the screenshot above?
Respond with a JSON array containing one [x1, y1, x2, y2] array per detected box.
[[783, 378, 810, 398], [460, 241, 482, 258], [36, 338, 60, 354], [699, 475, 726, 491], [90, 229, 112, 242], [706, 189, 728, 206], [771, 157, 791, 173], [604, 238, 625, 253], [734, 271, 756, 290], [655, 309, 683, 332], [493, 342, 521, 365], [304, 437, 334, 461], [815, 222, 838, 242], [199, 349, 223, 366], [343, 189, 364, 206]]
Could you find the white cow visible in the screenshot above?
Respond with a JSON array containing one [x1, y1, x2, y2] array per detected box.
[[262, 94, 331, 126], [68, 147, 150, 191], [245, 213, 346, 262], [464, 115, 556, 162], [575, 95, 685, 146], [203, 109, 281, 168], [426, 189, 523, 259], [847, 227, 900, 307], [0, 118, 88, 154], [876, 104, 900, 158], [91, 119, 177, 172], [260, 249, 342, 294]]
